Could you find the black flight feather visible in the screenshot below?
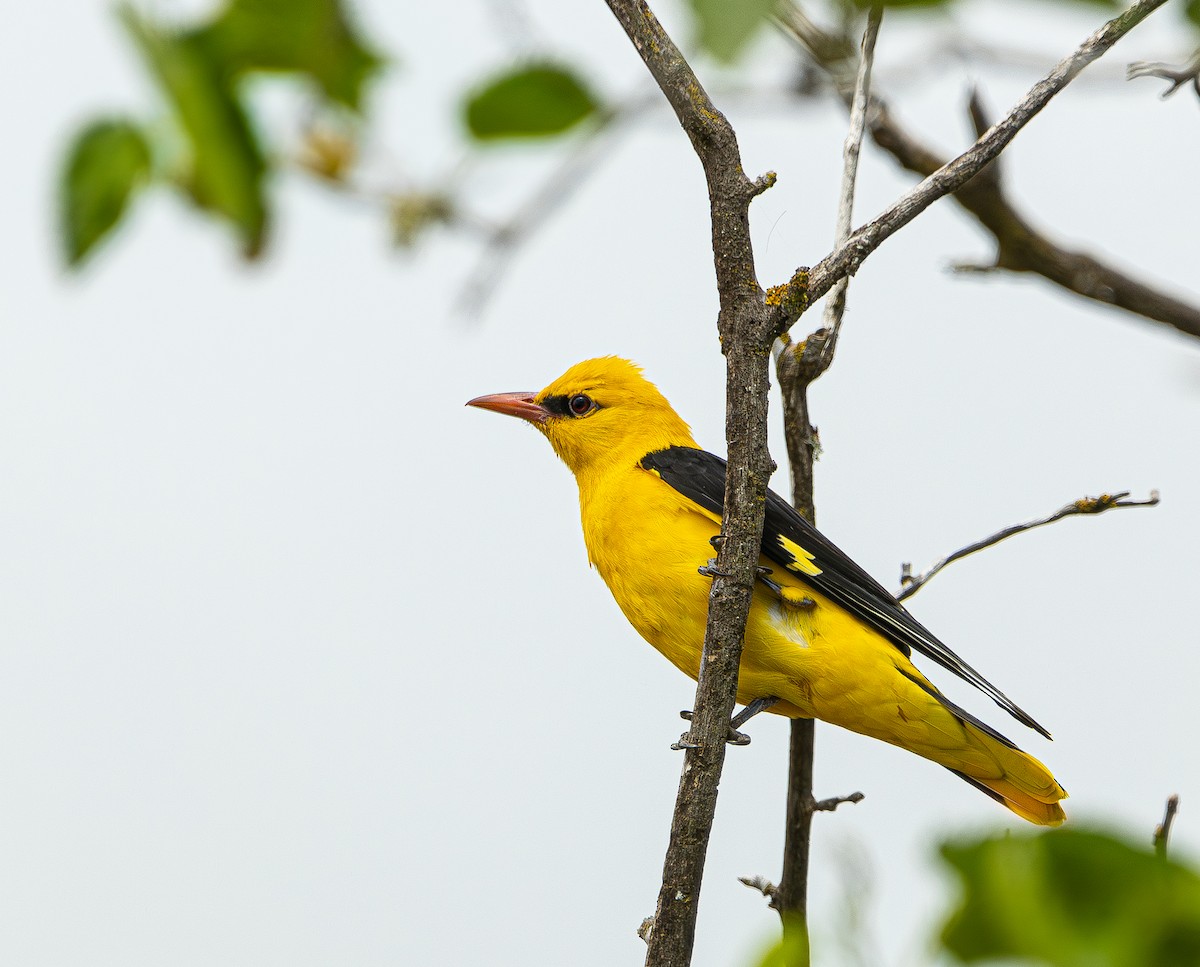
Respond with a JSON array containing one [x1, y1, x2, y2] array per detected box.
[[638, 446, 1052, 740]]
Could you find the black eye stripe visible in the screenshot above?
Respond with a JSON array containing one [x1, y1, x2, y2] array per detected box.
[[540, 394, 572, 417], [540, 393, 598, 418]]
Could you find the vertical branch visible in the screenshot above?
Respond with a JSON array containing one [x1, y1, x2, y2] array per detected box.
[[602, 2, 783, 964], [774, 8, 882, 956], [821, 8, 880, 358]]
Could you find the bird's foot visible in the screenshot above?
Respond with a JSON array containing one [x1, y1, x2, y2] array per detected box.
[[675, 696, 780, 747], [757, 566, 783, 595], [698, 558, 732, 579]]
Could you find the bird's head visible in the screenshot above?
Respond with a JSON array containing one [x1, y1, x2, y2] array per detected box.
[[467, 357, 696, 477]]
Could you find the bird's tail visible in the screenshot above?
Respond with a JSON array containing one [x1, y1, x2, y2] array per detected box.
[[889, 669, 1068, 825], [947, 719, 1067, 827]]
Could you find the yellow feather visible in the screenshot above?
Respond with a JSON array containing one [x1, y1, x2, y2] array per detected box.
[[470, 358, 1067, 826]]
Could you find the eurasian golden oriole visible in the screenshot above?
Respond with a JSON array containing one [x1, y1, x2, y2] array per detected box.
[[468, 357, 1066, 825]]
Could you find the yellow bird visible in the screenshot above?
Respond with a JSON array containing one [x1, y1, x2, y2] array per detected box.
[[468, 357, 1066, 826]]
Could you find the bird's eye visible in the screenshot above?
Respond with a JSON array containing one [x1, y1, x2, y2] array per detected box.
[[568, 393, 594, 417]]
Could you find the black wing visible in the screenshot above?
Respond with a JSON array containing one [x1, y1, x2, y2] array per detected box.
[[639, 446, 1051, 739]]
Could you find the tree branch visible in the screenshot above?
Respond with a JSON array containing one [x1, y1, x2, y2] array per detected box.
[[773, 11, 880, 958], [819, 42, 1200, 339], [602, 3, 779, 964], [1128, 49, 1200, 99], [820, 6, 881, 359], [897, 490, 1160, 602], [768, 0, 1174, 335]]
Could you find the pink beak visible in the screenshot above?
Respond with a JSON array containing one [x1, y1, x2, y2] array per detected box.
[[465, 391, 550, 425]]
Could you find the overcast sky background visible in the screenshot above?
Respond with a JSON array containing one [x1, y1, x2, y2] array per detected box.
[[3, 1, 1200, 965]]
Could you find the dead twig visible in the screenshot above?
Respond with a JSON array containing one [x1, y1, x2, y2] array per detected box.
[[739, 875, 778, 899], [818, 6, 882, 365], [1128, 50, 1200, 99], [813, 791, 866, 812], [897, 490, 1160, 602]]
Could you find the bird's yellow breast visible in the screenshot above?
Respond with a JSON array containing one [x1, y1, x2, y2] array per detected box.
[[576, 461, 939, 731], [580, 464, 711, 664], [577, 462, 826, 717]]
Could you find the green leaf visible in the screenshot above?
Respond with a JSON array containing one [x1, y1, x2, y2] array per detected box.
[[939, 828, 1200, 967], [60, 119, 152, 267], [847, 0, 954, 8], [1187, 0, 1200, 29], [188, 0, 383, 111], [121, 6, 267, 258], [464, 63, 599, 141], [751, 925, 810, 967], [689, 0, 776, 63]]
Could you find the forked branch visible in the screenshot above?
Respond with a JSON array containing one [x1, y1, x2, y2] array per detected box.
[[768, 0, 1173, 334], [778, 5, 1200, 341], [1128, 50, 1200, 99]]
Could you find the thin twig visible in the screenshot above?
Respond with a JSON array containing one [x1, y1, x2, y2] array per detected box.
[[1154, 794, 1181, 857], [768, 0, 1173, 335], [739, 875, 778, 899], [897, 490, 1160, 602], [1128, 49, 1200, 99], [813, 791, 866, 812], [820, 6, 882, 361]]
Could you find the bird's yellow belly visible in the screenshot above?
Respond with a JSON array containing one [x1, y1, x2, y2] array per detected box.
[[581, 471, 933, 739], [582, 475, 824, 718]]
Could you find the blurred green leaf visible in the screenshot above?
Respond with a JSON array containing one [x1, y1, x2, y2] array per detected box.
[[1187, 0, 1200, 29], [122, 6, 267, 258], [940, 828, 1200, 967], [464, 63, 599, 140], [751, 925, 810, 967], [689, 0, 775, 62], [189, 0, 383, 110], [847, 0, 954, 8], [60, 119, 152, 267]]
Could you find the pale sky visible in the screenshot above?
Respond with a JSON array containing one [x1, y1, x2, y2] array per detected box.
[[3, 2, 1199, 966]]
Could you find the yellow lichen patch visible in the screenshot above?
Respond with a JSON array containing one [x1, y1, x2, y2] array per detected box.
[[778, 535, 822, 576], [766, 270, 812, 316], [1075, 493, 1119, 513]]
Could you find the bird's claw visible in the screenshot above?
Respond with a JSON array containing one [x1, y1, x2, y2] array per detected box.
[[678, 709, 754, 745], [698, 558, 732, 579]]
